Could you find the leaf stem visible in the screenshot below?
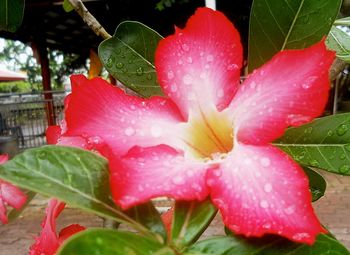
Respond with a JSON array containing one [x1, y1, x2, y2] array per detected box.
[[67, 0, 111, 39]]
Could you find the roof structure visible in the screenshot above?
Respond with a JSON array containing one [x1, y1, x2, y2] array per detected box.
[[0, 0, 252, 57], [0, 69, 27, 81]]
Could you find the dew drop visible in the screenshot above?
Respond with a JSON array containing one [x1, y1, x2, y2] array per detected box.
[[264, 183, 273, 193], [284, 205, 295, 215], [263, 223, 271, 229], [124, 127, 135, 136], [146, 74, 152, 80], [309, 159, 319, 167], [327, 130, 333, 136], [106, 57, 114, 68], [227, 63, 238, 71], [136, 67, 143, 76], [292, 232, 310, 241], [249, 81, 256, 89], [340, 154, 346, 160], [186, 57, 193, 63], [183, 74, 193, 85], [260, 157, 270, 167], [182, 44, 190, 51], [206, 55, 214, 62], [339, 164, 350, 174], [345, 144, 350, 151], [260, 200, 269, 209], [173, 176, 185, 185], [336, 124, 348, 136], [116, 62, 124, 69], [167, 70, 174, 80], [170, 84, 178, 92]]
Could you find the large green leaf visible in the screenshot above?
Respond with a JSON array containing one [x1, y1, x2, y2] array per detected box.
[[0, 146, 132, 225], [303, 167, 326, 202], [126, 202, 167, 242], [171, 199, 217, 250], [99, 21, 163, 97], [184, 234, 350, 255], [326, 26, 350, 63], [7, 190, 36, 222], [0, 0, 25, 32], [274, 113, 350, 175], [58, 229, 175, 255], [248, 0, 341, 72]]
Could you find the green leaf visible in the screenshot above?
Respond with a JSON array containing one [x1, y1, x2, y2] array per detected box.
[[184, 234, 350, 255], [334, 17, 350, 26], [7, 190, 36, 222], [171, 199, 217, 249], [99, 21, 163, 97], [63, 0, 74, 12], [274, 113, 350, 175], [58, 229, 175, 255], [303, 166, 326, 202], [126, 202, 167, 242], [248, 0, 341, 72], [326, 26, 350, 63], [0, 146, 128, 223], [0, 0, 25, 32]]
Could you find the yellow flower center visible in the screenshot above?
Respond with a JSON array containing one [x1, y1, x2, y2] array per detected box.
[[182, 108, 233, 160]]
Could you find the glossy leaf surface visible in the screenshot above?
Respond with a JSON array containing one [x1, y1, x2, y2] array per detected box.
[[184, 234, 350, 254], [0, 0, 25, 32], [0, 146, 126, 222], [58, 229, 175, 255], [303, 167, 326, 202], [171, 199, 217, 249], [248, 0, 341, 71], [274, 113, 350, 175], [326, 26, 350, 63], [99, 21, 163, 97], [126, 202, 167, 242]]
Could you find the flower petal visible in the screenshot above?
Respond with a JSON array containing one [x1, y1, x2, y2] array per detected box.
[[65, 76, 184, 155], [207, 144, 324, 244], [155, 7, 242, 118], [30, 199, 64, 255], [58, 224, 85, 244], [230, 40, 335, 144], [109, 145, 209, 209]]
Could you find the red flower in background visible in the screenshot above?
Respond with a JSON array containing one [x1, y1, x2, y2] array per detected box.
[[30, 199, 85, 255], [0, 154, 27, 224], [48, 8, 335, 244]]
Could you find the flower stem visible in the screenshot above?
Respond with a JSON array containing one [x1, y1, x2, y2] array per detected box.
[[67, 0, 111, 39]]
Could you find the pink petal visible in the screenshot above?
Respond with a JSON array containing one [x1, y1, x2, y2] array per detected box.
[[109, 145, 209, 209], [30, 199, 65, 255], [155, 7, 242, 118], [0, 154, 9, 164], [65, 76, 184, 155], [230, 40, 335, 145], [207, 144, 324, 244], [46, 126, 61, 144], [58, 224, 85, 244], [0, 155, 27, 224], [0, 180, 27, 209]]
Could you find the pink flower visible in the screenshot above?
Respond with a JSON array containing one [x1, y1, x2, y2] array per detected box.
[[29, 199, 85, 255], [51, 8, 334, 244], [0, 154, 27, 224]]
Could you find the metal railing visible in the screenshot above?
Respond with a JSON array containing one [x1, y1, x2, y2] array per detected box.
[[0, 91, 66, 149]]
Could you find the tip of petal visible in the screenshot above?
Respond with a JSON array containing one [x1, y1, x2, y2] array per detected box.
[[46, 126, 62, 145]]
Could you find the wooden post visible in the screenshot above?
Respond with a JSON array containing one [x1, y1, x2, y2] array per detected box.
[[36, 44, 56, 126]]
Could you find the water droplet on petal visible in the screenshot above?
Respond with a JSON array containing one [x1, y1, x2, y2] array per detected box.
[[183, 74, 193, 85], [227, 63, 238, 70], [124, 127, 135, 136], [173, 176, 185, 185], [292, 232, 310, 241], [260, 157, 270, 167], [186, 57, 193, 63], [284, 205, 295, 215], [171, 84, 177, 92], [182, 44, 189, 51], [206, 55, 214, 62], [264, 183, 273, 193], [260, 200, 269, 209], [167, 70, 174, 80]]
